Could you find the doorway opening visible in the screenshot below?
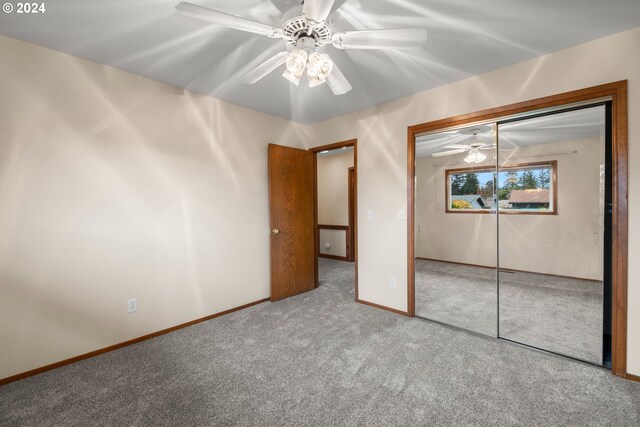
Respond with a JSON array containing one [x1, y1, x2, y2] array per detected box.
[[407, 82, 628, 377], [310, 140, 358, 300]]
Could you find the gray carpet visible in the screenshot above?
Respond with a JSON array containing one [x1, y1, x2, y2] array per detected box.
[[1, 258, 638, 426], [415, 259, 603, 364], [415, 259, 498, 336], [500, 268, 603, 364]]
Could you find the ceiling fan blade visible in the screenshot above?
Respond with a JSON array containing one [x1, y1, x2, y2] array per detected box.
[[476, 146, 514, 151], [432, 149, 467, 158], [303, 0, 336, 25], [326, 63, 352, 95], [443, 144, 470, 149], [240, 52, 288, 84], [175, 2, 283, 38], [332, 28, 428, 50]]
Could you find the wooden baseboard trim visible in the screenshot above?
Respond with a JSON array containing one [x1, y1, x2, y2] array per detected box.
[[357, 299, 409, 316], [416, 257, 601, 283], [626, 373, 640, 383], [416, 257, 494, 270], [0, 297, 269, 387], [319, 254, 349, 261]]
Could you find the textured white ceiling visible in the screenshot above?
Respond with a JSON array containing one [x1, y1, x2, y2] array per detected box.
[[1, 1, 639, 124]]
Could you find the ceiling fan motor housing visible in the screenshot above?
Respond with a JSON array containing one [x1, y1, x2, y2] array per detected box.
[[293, 36, 318, 52], [282, 5, 332, 47]]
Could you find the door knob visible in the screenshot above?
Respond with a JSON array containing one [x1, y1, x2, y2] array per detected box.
[[271, 228, 279, 235]]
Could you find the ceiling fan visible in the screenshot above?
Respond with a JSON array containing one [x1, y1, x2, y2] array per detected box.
[[175, 0, 428, 95], [431, 126, 512, 163]]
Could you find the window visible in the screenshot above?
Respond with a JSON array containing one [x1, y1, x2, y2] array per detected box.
[[445, 161, 556, 214]]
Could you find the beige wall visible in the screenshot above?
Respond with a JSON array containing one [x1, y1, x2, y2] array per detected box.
[[301, 27, 640, 375], [317, 150, 353, 257], [317, 149, 353, 225], [0, 35, 304, 379], [416, 137, 604, 281], [319, 229, 348, 258]]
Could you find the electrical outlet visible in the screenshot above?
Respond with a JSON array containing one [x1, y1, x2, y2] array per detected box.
[[128, 298, 138, 313], [367, 209, 374, 219], [388, 276, 397, 289], [397, 208, 406, 220]]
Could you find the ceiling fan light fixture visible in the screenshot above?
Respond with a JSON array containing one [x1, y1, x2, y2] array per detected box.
[[175, 1, 429, 96], [307, 52, 333, 87], [282, 69, 302, 85], [282, 48, 308, 86], [464, 148, 487, 164]]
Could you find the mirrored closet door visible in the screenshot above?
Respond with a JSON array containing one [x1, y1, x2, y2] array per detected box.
[[497, 105, 608, 365], [414, 124, 497, 336], [413, 103, 611, 366]]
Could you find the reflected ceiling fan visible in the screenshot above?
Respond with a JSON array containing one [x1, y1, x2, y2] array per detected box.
[[431, 126, 512, 163], [175, 0, 428, 95]]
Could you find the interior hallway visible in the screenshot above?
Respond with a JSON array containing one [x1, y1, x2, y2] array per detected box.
[[0, 259, 637, 426]]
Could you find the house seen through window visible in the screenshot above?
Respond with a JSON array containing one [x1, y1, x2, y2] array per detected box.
[[446, 161, 556, 214]]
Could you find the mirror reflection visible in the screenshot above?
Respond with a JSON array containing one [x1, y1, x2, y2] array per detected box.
[[413, 104, 609, 366], [497, 106, 606, 364], [414, 124, 497, 336]]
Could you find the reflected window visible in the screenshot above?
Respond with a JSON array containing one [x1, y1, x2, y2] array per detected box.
[[445, 161, 556, 214]]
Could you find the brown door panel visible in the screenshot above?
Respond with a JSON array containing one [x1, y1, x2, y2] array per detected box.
[[268, 144, 316, 301]]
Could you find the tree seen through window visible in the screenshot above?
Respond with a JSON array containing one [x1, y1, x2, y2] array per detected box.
[[447, 162, 555, 213]]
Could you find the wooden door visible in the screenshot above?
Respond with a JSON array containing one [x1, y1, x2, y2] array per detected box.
[[268, 144, 316, 301]]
